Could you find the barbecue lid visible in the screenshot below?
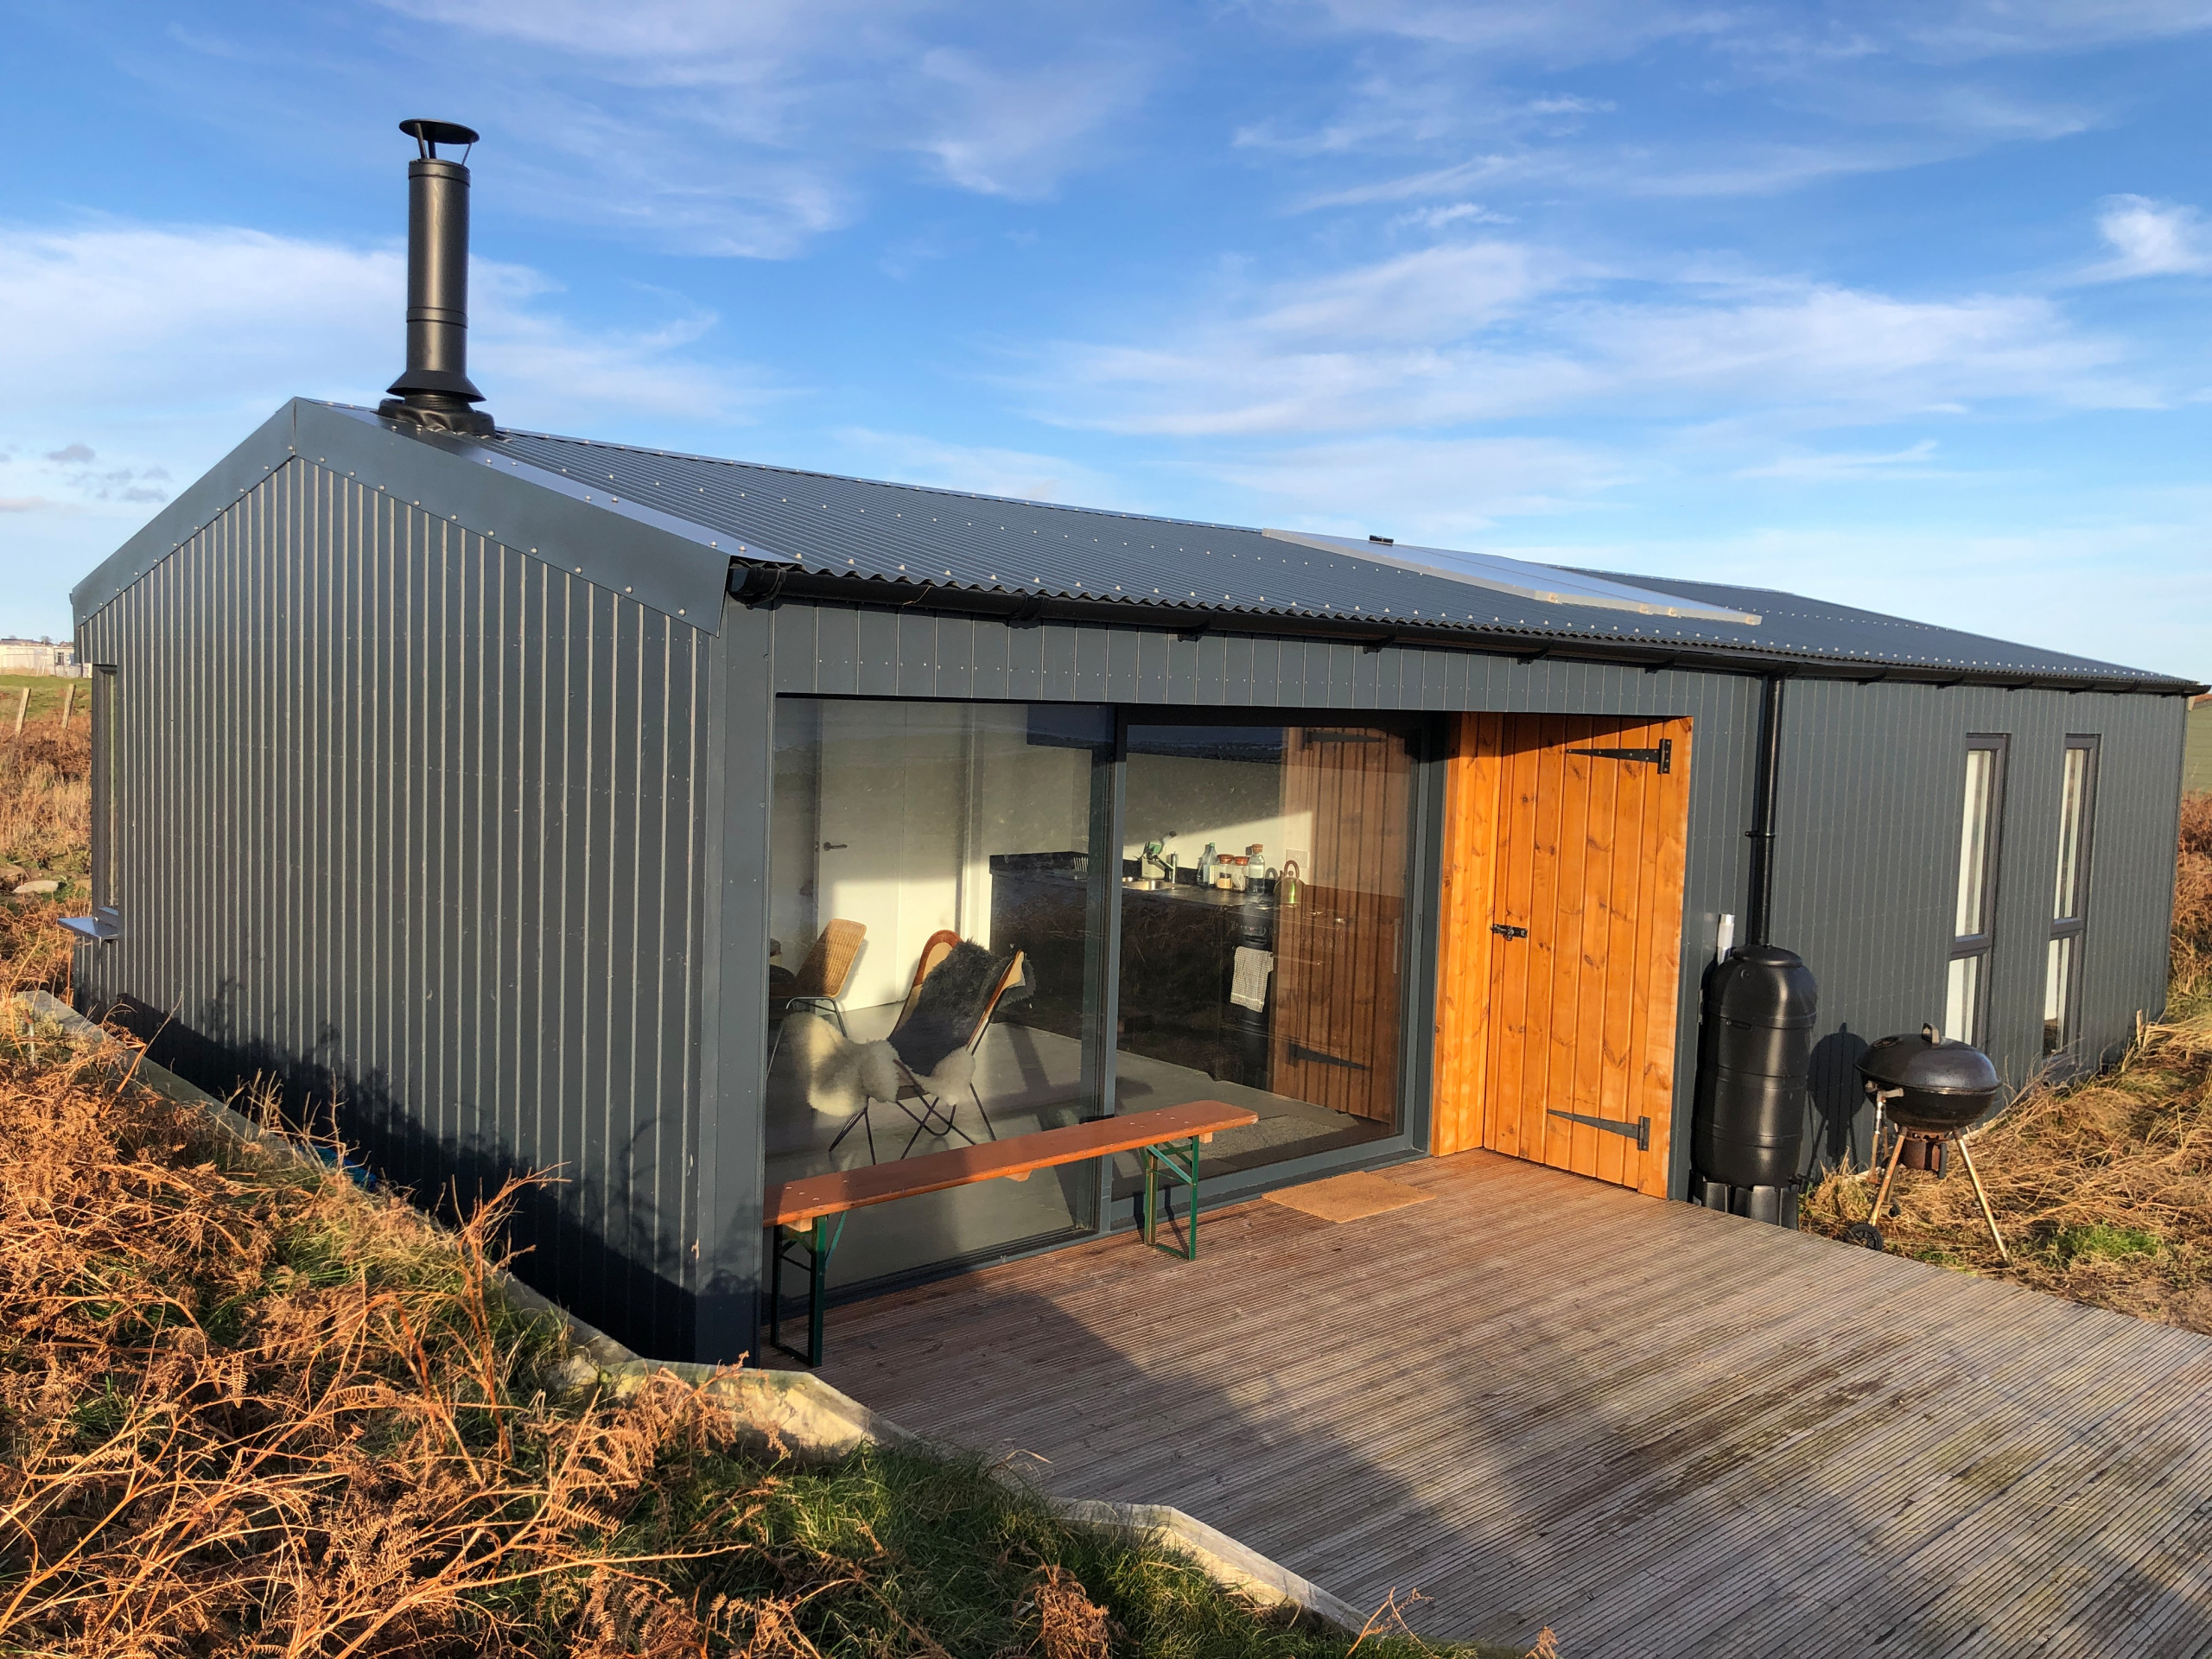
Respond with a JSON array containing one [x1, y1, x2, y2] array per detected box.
[[1856, 1025, 2000, 1094]]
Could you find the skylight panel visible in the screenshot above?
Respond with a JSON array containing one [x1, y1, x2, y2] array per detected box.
[[1261, 530, 1763, 626]]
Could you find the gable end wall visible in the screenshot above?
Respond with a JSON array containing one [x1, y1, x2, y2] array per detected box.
[[73, 455, 717, 1358]]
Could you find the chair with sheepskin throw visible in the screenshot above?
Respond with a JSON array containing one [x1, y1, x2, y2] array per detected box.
[[828, 935, 1028, 1163]]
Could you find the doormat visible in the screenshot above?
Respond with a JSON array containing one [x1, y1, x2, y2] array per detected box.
[[1265, 1170, 1433, 1224]]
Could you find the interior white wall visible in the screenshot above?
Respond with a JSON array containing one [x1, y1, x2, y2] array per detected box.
[[1121, 751, 1309, 876], [772, 700, 1098, 1012], [817, 702, 964, 1010], [961, 709, 1092, 944], [768, 697, 822, 962]]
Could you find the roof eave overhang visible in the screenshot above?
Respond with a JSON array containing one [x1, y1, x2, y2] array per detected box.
[[730, 564, 2207, 698]]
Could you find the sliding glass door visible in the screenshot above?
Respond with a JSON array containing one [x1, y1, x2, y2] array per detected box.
[[1111, 719, 1416, 1195], [765, 698, 1427, 1294], [766, 699, 1114, 1287]]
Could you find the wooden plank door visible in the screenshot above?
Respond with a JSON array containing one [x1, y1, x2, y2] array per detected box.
[[1268, 725, 1411, 1122], [1431, 713, 1691, 1197]]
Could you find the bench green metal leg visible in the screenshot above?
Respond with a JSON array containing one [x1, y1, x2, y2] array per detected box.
[[1140, 1136, 1203, 1260], [768, 1212, 847, 1366]]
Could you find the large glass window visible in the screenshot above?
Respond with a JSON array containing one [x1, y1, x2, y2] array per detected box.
[[765, 700, 1422, 1294], [1946, 735, 2007, 1046], [2044, 736, 2098, 1057], [1112, 721, 1414, 1192], [767, 699, 1112, 1287]]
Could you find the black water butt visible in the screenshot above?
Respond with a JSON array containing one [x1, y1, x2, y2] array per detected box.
[[1690, 944, 1818, 1226]]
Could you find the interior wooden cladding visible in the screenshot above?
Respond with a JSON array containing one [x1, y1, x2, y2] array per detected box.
[[1269, 726, 1410, 1122], [1432, 713, 1693, 1197]]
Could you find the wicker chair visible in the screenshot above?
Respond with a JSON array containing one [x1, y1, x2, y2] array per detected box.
[[768, 919, 866, 1064]]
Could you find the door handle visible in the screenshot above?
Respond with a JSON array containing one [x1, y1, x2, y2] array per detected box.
[[821, 842, 849, 850], [1490, 923, 1528, 939]]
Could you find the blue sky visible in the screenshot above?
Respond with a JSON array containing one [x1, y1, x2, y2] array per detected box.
[[3, 1, 2209, 682]]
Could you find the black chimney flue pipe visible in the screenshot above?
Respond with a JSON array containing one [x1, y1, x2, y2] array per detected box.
[[379, 118, 494, 437]]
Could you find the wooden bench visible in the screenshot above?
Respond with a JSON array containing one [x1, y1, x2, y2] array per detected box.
[[764, 1099, 1260, 1365]]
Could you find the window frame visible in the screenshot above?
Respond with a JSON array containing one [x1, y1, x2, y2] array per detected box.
[[1946, 733, 2010, 1046], [2044, 734, 2100, 1057], [90, 664, 122, 929]]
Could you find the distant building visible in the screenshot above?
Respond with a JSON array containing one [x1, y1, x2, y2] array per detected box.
[[0, 639, 82, 676]]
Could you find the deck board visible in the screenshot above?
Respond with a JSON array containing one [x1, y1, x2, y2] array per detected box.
[[803, 1152, 2212, 1656]]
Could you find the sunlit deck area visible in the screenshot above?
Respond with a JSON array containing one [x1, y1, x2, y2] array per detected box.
[[802, 1151, 2212, 1658]]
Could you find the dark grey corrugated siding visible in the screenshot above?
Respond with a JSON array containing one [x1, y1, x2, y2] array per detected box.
[[1773, 683, 2186, 1163], [74, 458, 713, 1357]]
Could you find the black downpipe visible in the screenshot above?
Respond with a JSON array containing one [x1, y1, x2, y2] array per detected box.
[[1745, 673, 1784, 946], [1689, 670, 1818, 1227], [379, 118, 496, 437]]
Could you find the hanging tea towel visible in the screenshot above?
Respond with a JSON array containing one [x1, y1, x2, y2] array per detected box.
[[1230, 945, 1274, 1013]]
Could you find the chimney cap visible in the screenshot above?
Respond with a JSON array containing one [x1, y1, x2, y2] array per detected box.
[[399, 118, 479, 158]]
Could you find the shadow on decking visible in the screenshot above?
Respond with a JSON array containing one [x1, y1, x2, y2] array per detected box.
[[803, 1152, 2212, 1658]]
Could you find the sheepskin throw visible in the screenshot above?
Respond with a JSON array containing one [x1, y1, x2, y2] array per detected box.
[[890, 942, 1012, 1073]]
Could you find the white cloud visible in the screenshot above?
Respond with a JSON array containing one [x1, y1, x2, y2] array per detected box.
[[1249, 2, 2195, 220], [1390, 201, 1515, 232], [1204, 434, 1633, 535], [1297, 1, 1727, 63], [2088, 194, 2212, 280], [364, 0, 1154, 252], [1296, 154, 1545, 212], [1891, 0, 2212, 60], [1032, 247, 2139, 439], [0, 223, 760, 436], [826, 429, 1127, 506], [1250, 241, 1560, 344], [0, 219, 761, 637], [1307, 0, 2212, 67], [912, 48, 1150, 199], [1733, 439, 1943, 480]]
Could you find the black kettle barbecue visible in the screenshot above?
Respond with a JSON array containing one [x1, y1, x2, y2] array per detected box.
[[1853, 1025, 2007, 1259]]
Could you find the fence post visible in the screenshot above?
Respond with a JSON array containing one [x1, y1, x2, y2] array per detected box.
[[60, 682, 73, 732], [10, 687, 25, 738]]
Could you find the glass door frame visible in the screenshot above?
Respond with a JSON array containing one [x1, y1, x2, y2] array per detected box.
[[1087, 704, 1444, 1240]]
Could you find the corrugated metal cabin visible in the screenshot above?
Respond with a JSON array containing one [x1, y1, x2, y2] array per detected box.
[[63, 127, 2203, 1363], [67, 396, 2200, 1362]]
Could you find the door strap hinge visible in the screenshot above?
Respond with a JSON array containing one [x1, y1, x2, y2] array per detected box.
[[1565, 737, 1672, 772], [1490, 923, 1529, 939], [1287, 1042, 1370, 1072], [1548, 1109, 1651, 1152]]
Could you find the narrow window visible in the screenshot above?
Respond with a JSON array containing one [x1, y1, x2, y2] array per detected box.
[[1946, 734, 2007, 1046], [2044, 735, 2098, 1057], [90, 665, 121, 920]]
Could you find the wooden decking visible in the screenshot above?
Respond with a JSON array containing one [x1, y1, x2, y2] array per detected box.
[[805, 1151, 2212, 1658]]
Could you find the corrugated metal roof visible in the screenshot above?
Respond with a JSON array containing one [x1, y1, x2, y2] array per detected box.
[[480, 423, 2176, 687]]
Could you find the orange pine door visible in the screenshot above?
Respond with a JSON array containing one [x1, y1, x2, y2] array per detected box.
[[1431, 713, 1692, 1197]]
